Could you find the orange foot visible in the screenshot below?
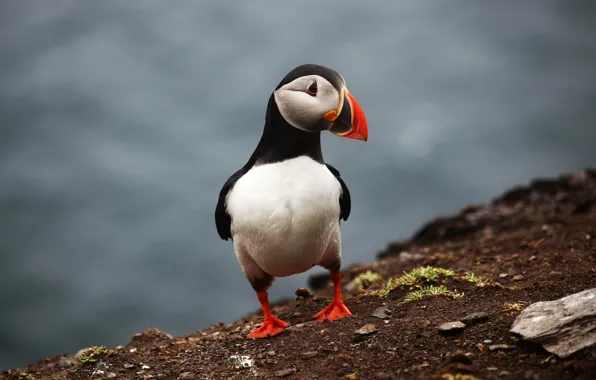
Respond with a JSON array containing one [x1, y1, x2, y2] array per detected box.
[[246, 317, 290, 339], [314, 300, 352, 322]]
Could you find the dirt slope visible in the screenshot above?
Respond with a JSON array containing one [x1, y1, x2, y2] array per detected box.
[[3, 169, 596, 380]]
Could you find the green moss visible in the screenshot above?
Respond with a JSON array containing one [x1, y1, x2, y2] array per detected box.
[[6, 370, 35, 380], [76, 346, 108, 365]]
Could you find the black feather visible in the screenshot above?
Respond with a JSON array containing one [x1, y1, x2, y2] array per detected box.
[[325, 163, 351, 221]]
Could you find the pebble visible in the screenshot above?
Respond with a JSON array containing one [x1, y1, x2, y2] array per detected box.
[[355, 324, 377, 335], [513, 274, 525, 281], [449, 351, 473, 364], [129, 348, 137, 353], [499, 273, 508, 278], [371, 306, 391, 319], [460, 312, 489, 325], [489, 344, 516, 351], [275, 368, 296, 378], [124, 363, 135, 369], [141, 365, 150, 370], [438, 321, 466, 334], [178, 372, 194, 380], [267, 350, 276, 356], [484, 339, 493, 344], [107, 373, 117, 379], [301, 351, 318, 360]]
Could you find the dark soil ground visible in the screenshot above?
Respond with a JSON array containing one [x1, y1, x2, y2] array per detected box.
[[4, 169, 596, 380]]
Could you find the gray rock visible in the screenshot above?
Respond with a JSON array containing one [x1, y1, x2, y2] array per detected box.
[[489, 344, 516, 351], [123, 363, 135, 369], [275, 368, 296, 377], [371, 306, 391, 319], [510, 287, 596, 358], [438, 321, 466, 334], [178, 372, 194, 380], [107, 373, 117, 379], [355, 323, 377, 335], [300, 351, 318, 359], [460, 312, 489, 325], [513, 274, 525, 281]]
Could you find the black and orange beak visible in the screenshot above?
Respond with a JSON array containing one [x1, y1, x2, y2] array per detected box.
[[324, 88, 368, 142]]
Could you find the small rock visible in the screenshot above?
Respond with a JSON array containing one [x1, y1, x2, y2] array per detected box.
[[267, 350, 276, 356], [107, 373, 117, 379], [484, 339, 493, 344], [438, 321, 466, 334], [513, 274, 525, 281], [489, 344, 516, 351], [275, 368, 296, 378], [355, 324, 377, 335], [460, 312, 489, 325], [141, 365, 150, 370], [56, 356, 77, 369], [499, 273, 508, 278], [124, 363, 135, 369], [301, 351, 318, 360], [178, 372, 194, 380], [371, 306, 391, 319], [129, 348, 137, 353], [228, 355, 253, 369], [449, 351, 473, 364], [295, 288, 312, 298]]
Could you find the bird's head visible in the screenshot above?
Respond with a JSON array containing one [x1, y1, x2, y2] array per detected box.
[[272, 64, 368, 142]]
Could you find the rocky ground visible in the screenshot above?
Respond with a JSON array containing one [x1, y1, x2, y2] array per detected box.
[[3, 169, 596, 380]]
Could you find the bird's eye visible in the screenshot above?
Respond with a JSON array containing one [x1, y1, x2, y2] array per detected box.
[[306, 81, 318, 96]]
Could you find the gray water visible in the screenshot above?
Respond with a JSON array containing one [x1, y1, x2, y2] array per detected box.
[[1, 0, 595, 370]]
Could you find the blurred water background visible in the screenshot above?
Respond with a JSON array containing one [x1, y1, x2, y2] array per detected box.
[[1, 0, 595, 369]]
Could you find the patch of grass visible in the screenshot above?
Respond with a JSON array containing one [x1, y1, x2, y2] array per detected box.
[[371, 277, 400, 297], [76, 346, 108, 365], [503, 302, 526, 316], [353, 270, 381, 290], [399, 266, 455, 286], [462, 272, 491, 287], [370, 266, 459, 299], [403, 285, 464, 303]]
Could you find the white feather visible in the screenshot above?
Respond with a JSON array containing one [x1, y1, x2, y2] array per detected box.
[[226, 156, 342, 278]]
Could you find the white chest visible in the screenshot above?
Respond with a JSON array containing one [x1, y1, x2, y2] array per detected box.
[[226, 156, 342, 276]]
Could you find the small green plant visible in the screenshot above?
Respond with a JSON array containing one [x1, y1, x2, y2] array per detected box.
[[76, 346, 108, 365], [371, 276, 400, 297], [399, 266, 455, 286], [353, 270, 381, 290], [403, 285, 463, 303]]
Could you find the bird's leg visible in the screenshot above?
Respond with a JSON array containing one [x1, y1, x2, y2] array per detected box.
[[313, 271, 352, 322], [246, 291, 290, 339]]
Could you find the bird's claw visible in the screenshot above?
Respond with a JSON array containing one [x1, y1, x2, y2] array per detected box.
[[314, 300, 352, 322], [246, 316, 290, 339]]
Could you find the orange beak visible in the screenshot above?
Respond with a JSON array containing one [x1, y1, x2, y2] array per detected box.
[[327, 88, 368, 142]]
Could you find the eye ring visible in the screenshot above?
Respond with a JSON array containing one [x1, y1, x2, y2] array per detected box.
[[306, 81, 318, 96]]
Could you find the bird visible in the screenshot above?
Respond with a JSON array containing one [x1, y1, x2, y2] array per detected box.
[[214, 64, 368, 339]]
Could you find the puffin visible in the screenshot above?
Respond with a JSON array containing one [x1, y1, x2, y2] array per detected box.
[[214, 64, 368, 339]]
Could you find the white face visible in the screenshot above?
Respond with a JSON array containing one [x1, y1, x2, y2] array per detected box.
[[274, 75, 341, 132]]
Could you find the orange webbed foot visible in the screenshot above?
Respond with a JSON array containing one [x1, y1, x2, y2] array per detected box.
[[246, 316, 290, 339], [314, 300, 352, 322]]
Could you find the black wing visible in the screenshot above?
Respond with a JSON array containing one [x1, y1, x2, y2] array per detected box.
[[214, 166, 250, 240], [325, 163, 351, 221]]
